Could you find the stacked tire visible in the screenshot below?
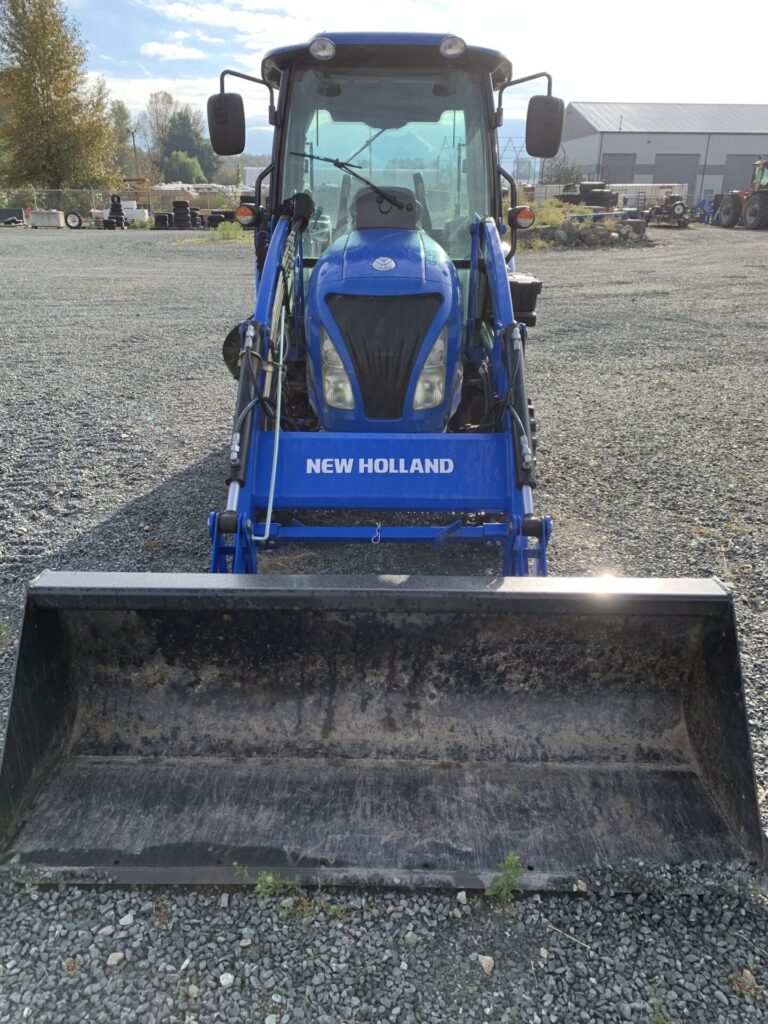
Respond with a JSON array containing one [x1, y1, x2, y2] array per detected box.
[[172, 200, 191, 229], [104, 194, 126, 230], [154, 213, 169, 230], [207, 213, 225, 229]]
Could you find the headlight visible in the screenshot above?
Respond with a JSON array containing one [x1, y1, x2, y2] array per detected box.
[[439, 36, 466, 58], [413, 330, 447, 411], [309, 37, 336, 60], [321, 332, 355, 410]]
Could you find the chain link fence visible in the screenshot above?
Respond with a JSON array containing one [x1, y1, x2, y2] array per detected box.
[[0, 184, 241, 223]]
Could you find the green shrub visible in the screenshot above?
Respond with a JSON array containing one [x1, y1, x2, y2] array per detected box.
[[211, 220, 245, 241]]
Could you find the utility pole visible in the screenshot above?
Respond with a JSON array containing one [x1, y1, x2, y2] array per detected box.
[[129, 129, 140, 177]]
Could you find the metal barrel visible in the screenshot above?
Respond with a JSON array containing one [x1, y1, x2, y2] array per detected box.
[[0, 571, 763, 889]]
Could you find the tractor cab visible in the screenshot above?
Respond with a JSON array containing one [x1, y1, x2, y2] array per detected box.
[[276, 57, 496, 261], [752, 158, 768, 191], [209, 34, 557, 256], [209, 35, 563, 437]]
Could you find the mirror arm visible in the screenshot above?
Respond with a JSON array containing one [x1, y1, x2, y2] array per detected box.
[[219, 68, 278, 126], [254, 163, 274, 208], [498, 166, 518, 259], [495, 71, 553, 127]]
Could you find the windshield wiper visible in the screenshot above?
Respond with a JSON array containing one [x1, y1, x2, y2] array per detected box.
[[290, 151, 405, 210]]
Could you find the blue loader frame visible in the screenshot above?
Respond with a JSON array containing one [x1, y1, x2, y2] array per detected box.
[[209, 208, 551, 577]]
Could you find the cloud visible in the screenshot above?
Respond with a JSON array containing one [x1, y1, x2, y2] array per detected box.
[[140, 41, 208, 60], [88, 70, 270, 118], [171, 27, 226, 43], [138, 1, 279, 30]]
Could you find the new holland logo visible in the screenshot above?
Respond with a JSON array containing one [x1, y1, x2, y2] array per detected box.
[[371, 256, 396, 271], [307, 457, 454, 474]]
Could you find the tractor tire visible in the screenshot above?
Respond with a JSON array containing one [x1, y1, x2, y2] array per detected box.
[[718, 194, 742, 228], [64, 211, 83, 229], [743, 194, 768, 230]]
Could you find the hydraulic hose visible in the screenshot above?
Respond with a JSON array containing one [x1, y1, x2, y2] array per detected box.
[[502, 325, 536, 489]]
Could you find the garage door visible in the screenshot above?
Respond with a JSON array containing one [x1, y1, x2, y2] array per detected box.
[[722, 154, 757, 192], [601, 153, 636, 183], [652, 154, 699, 197]]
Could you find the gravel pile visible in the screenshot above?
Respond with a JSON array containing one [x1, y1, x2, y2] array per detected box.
[[0, 225, 766, 1021]]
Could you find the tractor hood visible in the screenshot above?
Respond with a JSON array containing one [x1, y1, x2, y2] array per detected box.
[[305, 228, 463, 432], [310, 227, 458, 289]]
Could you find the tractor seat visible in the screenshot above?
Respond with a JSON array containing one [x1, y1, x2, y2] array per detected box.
[[352, 187, 418, 230]]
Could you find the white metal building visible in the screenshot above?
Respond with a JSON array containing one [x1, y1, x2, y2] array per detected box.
[[561, 103, 768, 200]]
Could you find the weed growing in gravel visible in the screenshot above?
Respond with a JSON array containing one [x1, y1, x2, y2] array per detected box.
[[729, 968, 764, 1002], [233, 863, 347, 917], [212, 221, 246, 241], [154, 898, 171, 926], [233, 862, 304, 898], [523, 237, 552, 252], [255, 870, 303, 899], [650, 998, 670, 1024], [485, 853, 524, 902]]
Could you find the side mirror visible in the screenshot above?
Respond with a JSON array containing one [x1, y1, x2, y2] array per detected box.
[[526, 94, 564, 159], [207, 92, 246, 156]]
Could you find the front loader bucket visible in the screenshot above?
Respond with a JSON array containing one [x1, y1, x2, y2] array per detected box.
[[0, 572, 763, 888]]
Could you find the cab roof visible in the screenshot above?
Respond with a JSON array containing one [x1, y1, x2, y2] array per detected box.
[[262, 33, 512, 90]]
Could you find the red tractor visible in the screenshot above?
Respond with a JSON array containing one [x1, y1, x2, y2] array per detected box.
[[718, 158, 768, 229]]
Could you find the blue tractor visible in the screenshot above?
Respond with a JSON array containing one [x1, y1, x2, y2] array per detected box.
[[0, 35, 763, 889], [207, 34, 559, 577]]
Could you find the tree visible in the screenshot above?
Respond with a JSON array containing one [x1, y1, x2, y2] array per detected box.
[[137, 90, 176, 167], [111, 98, 134, 174], [165, 107, 218, 181], [0, 0, 117, 187], [164, 150, 205, 184], [539, 156, 583, 185], [138, 92, 219, 182]]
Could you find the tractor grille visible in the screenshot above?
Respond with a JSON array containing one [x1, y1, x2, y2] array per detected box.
[[327, 294, 442, 419]]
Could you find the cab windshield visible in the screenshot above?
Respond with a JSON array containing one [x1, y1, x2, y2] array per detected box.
[[280, 66, 493, 259]]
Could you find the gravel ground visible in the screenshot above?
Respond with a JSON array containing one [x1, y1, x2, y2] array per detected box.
[[0, 224, 767, 1022]]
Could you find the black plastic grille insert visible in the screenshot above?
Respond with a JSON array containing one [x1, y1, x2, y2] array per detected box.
[[326, 294, 442, 419]]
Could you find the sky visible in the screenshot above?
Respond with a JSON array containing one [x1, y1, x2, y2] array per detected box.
[[78, 0, 768, 153]]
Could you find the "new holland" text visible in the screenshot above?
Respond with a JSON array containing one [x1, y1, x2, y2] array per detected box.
[[306, 457, 455, 474]]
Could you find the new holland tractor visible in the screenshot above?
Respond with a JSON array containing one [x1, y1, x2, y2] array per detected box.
[[0, 34, 763, 889]]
